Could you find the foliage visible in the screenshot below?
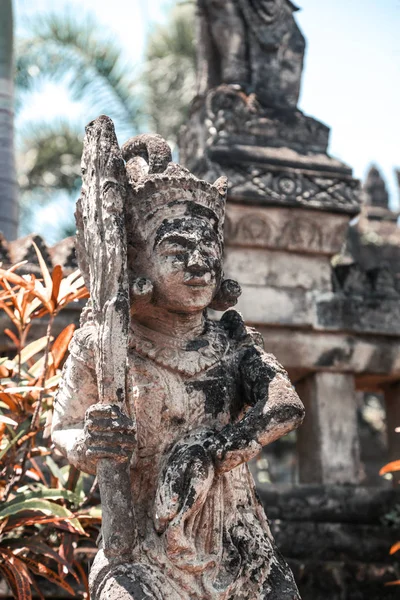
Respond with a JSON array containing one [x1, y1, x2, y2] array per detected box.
[[17, 120, 83, 198], [15, 9, 142, 240], [14, 3, 198, 239], [144, 2, 196, 145], [16, 11, 141, 132], [0, 245, 100, 598]]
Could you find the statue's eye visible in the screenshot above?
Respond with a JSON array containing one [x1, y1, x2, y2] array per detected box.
[[162, 244, 186, 259]]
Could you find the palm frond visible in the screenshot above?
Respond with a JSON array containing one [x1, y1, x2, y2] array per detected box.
[[15, 10, 142, 133], [17, 119, 83, 196]]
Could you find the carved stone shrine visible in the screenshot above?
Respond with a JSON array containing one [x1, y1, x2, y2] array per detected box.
[[52, 117, 305, 599], [179, 1, 400, 597]]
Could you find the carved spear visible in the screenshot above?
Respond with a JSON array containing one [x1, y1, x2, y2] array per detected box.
[[75, 115, 136, 560]]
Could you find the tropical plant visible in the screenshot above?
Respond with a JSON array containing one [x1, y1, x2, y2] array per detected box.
[[0, 0, 18, 241], [0, 246, 101, 598], [14, 9, 142, 240]]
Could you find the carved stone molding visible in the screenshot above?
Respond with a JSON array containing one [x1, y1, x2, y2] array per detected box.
[[206, 163, 361, 214], [224, 204, 350, 256]]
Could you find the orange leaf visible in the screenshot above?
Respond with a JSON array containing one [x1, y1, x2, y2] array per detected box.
[[51, 265, 63, 309], [32, 242, 53, 293], [380, 460, 400, 475], [0, 365, 10, 378], [0, 268, 29, 288], [390, 541, 400, 555], [72, 559, 89, 594], [0, 548, 33, 600], [21, 556, 76, 597], [385, 580, 400, 586], [51, 324, 75, 369], [5, 328, 20, 349], [0, 393, 21, 412], [0, 301, 20, 328]]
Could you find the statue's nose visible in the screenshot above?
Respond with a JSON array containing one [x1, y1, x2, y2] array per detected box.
[[186, 249, 207, 271]]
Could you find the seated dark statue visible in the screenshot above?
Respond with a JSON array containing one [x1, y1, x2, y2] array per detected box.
[[52, 117, 305, 599], [196, 0, 305, 110]]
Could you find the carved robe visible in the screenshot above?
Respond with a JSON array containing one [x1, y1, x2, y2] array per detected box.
[[54, 312, 301, 599]]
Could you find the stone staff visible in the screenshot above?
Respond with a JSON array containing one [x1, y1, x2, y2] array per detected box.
[[75, 115, 137, 560]]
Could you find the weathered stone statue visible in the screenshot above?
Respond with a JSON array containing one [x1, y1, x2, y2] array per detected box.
[[52, 116, 305, 599], [197, 0, 305, 110]]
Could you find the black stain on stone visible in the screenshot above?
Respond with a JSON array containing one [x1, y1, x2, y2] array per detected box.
[[185, 338, 209, 351], [186, 364, 234, 418]]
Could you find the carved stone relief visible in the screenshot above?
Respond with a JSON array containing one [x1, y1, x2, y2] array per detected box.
[[224, 205, 350, 256]]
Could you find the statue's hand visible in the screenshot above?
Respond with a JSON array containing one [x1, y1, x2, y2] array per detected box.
[[84, 403, 136, 463], [154, 430, 217, 534]]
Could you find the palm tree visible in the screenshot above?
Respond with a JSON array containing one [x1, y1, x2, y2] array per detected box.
[[14, 10, 142, 239], [14, 3, 197, 240], [0, 0, 18, 240]]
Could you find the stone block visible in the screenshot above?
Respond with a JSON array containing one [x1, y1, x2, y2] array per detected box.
[[289, 559, 400, 600], [315, 293, 400, 336], [256, 326, 400, 378], [225, 204, 350, 256], [224, 247, 332, 291], [270, 520, 397, 563], [258, 484, 400, 525], [235, 285, 313, 326]]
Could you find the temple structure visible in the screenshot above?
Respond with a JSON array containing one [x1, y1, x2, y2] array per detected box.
[[178, 1, 400, 597]]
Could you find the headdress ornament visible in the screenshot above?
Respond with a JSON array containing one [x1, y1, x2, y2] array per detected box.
[[121, 134, 228, 244]]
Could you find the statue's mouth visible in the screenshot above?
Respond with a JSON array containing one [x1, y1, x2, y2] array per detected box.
[[184, 273, 211, 287]]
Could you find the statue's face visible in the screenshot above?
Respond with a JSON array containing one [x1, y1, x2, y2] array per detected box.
[[142, 216, 222, 314]]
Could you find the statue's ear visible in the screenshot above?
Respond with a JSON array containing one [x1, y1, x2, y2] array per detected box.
[[130, 277, 154, 313], [209, 279, 241, 311]]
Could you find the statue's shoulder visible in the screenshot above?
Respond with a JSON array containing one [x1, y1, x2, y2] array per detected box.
[[216, 309, 264, 349], [216, 310, 287, 375]]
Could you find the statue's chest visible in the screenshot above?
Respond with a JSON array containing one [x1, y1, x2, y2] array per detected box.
[[127, 352, 236, 459]]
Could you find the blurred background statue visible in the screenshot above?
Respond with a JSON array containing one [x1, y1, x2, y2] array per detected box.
[[196, 0, 305, 110]]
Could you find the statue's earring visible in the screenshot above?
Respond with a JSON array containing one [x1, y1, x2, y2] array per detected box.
[[209, 279, 241, 311], [130, 277, 154, 313]]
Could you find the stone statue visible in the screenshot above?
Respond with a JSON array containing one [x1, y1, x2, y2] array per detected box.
[[196, 0, 305, 110], [52, 116, 305, 599]]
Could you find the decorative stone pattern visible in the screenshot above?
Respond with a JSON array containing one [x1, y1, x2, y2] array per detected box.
[[224, 205, 350, 256], [52, 117, 305, 600], [215, 164, 361, 213]]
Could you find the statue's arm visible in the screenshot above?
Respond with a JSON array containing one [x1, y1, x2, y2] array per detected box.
[[215, 344, 305, 473], [52, 325, 99, 475]]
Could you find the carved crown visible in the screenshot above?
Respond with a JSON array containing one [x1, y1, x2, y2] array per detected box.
[[121, 134, 228, 242]]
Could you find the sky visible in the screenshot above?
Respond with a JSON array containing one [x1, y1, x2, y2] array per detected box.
[[15, 0, 400, 238]]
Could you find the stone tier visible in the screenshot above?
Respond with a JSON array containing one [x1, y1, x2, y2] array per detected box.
[[180, 87, 362, 215], [258, 485, 400, 600]]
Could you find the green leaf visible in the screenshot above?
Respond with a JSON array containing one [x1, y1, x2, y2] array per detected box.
[[0, 428, 26, 460], [46, 455, 67, 487], [7, 486, 80, 507], [0, 498, 85, 534]]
